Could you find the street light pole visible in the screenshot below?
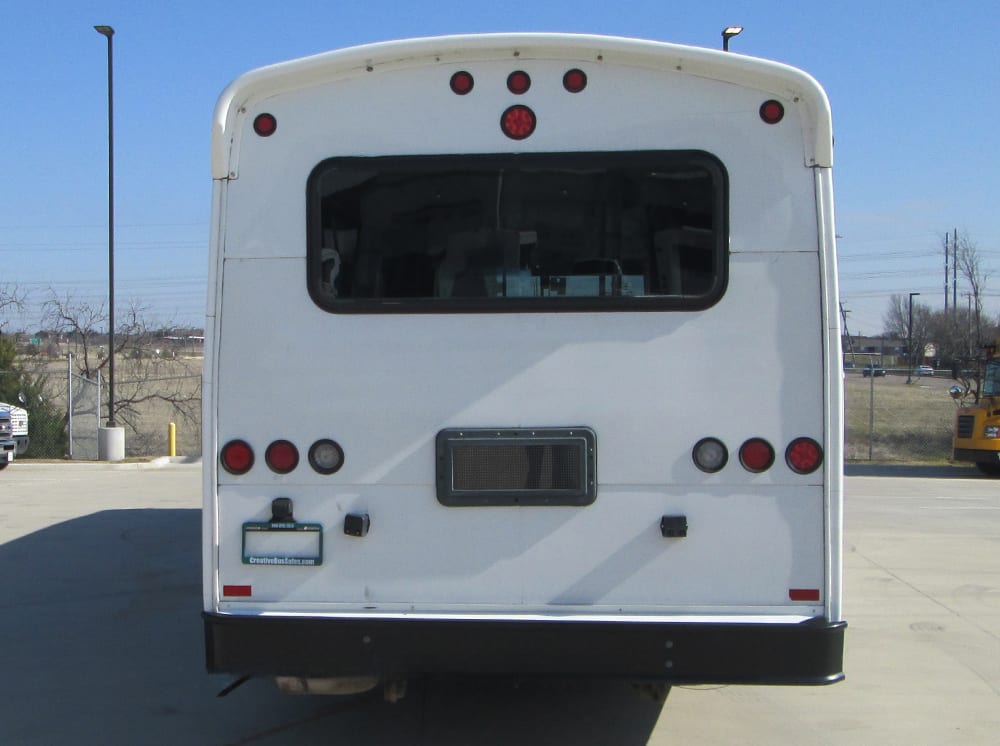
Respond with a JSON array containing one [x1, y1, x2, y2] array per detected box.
[[95, 25, 116, 427], [722, 26, 743, 51], [907, 292, 921, 384]]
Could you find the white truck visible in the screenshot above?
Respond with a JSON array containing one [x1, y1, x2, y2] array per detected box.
[[0, 409, 15, 469], [0, 403, 29, 456]]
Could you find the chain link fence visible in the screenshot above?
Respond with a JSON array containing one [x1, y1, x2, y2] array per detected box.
[[0, 366, 201, 460], [844, 369, 957, 462]]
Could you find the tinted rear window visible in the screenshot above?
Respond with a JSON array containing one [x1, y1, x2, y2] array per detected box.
[[307, 151, 727, 312]]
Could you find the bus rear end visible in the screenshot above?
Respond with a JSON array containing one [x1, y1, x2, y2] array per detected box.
[[203, 34, 844, 691]]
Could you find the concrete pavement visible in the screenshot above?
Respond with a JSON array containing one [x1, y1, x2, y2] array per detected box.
[[0, 461, 997, 744]]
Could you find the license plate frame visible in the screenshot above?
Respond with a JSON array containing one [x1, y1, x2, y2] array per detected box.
[[242, 521, 323, 566]]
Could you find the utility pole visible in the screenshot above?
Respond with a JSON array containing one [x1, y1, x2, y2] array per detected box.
[[953, 227, 958, 312], [907, 292, 920, 384], [944, 232, 949, 312], [839, 302, 856, 366]]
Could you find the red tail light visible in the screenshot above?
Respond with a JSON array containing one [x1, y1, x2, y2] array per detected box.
[[786, 437, 823, 474], [450, 71, 474, 95], [501, 105, 536, 140], [759, 100, 784, 125], [253, 113, 277, 137], [507, 70, 531, 95], [563, 68, 587, 93], [220, 439, 254, 475], [739, 438, 775, 473], [265, 440, 299, 474]]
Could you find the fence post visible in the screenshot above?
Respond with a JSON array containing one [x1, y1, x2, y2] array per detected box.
[[868, 369, 875, 460], [67, 353, 74, 459]]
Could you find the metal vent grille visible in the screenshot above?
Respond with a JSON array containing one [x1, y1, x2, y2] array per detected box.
[[957, 415, 975, 439], [437, 428, 596, 506]]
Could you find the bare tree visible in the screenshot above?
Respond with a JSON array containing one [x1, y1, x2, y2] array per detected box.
[[956, 232, 989, 348], [883, 294, 932, 368], [0, 283, 27, 333], [40, 290, 201, 442]]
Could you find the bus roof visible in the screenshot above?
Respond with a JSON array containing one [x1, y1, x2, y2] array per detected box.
[[211, 33, 832, 179]]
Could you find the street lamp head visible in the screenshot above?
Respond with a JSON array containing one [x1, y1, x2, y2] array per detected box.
[[94, 25, 115, 38], [722, 26, 743, 51]]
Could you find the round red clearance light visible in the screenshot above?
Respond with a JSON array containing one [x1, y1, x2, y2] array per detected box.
[[507, 70, 531, 95], [692, 437, 729, 473], [253, 113, 277, 137], [563, 68, 588, 93], [501, 105, 536, 140], [220, 439, 254, 475], [759, 99, 785, 125], [309, 439, 345, 475], [450, 71, 474, 95], [265, 440, 299, 474], [786, 437, 824, 474], [739, 438, 775, 473]]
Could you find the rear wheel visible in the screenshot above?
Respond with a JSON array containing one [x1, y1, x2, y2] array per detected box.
[[975, 461, 1000, 477]]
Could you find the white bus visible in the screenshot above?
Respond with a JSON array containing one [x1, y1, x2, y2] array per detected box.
[[203, 33, 845, 696]]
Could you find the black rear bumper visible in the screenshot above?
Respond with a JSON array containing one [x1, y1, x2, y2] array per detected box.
[[204, 613, 845, 685]]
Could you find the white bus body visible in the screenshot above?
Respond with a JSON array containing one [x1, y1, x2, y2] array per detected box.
[[203, 34, 844, 687]]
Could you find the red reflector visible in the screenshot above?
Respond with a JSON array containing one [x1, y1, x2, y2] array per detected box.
[[253, 113, 277, 137], [786, 437, 823, 474], [789, 588, 821, 602], [563, 68, 587, 93], [220, 439, 254, 475], [760, 99, 784, 124], [507, 70, 531, 95], [265, 439, 299, 474], [739, 438, 775, 473], [223, 585, 252, 598], [501, 105, 536, 140], [450, 71, 474, 95]]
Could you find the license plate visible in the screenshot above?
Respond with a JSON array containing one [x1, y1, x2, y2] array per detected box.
[[242, 522, 323, 566]]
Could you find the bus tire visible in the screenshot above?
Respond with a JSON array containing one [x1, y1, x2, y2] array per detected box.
[[975, 462, 1000, 477]]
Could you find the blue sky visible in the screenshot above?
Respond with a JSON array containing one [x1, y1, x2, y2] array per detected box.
[[2, 0, 998, 335]]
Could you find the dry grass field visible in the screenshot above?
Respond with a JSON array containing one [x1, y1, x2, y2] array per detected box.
[[19, 354, 203, 460], [844, 370, 958, 462]]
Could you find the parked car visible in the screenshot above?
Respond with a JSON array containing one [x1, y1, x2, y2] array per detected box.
[[916, 365, 934, 377], [862, 364, 886, 377]]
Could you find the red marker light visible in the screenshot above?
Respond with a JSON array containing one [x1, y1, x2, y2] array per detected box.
[[223, 585, 253, 598], [739, 438, 775, 473], [507, 70, 531, 94], [450, 71, 474, 95], [253, 113, 277, 137], [220, 439, 254, 475], [265, 439, 299, 474], [760, 99, 784, 124], [563, 68, 587, 93], [501, 105, 536, 140], [786, 437, 823, 474]]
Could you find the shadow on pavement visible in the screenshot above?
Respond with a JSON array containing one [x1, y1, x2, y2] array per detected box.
[[845, 463, 982, 479], [0, 509, 665, 745]]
